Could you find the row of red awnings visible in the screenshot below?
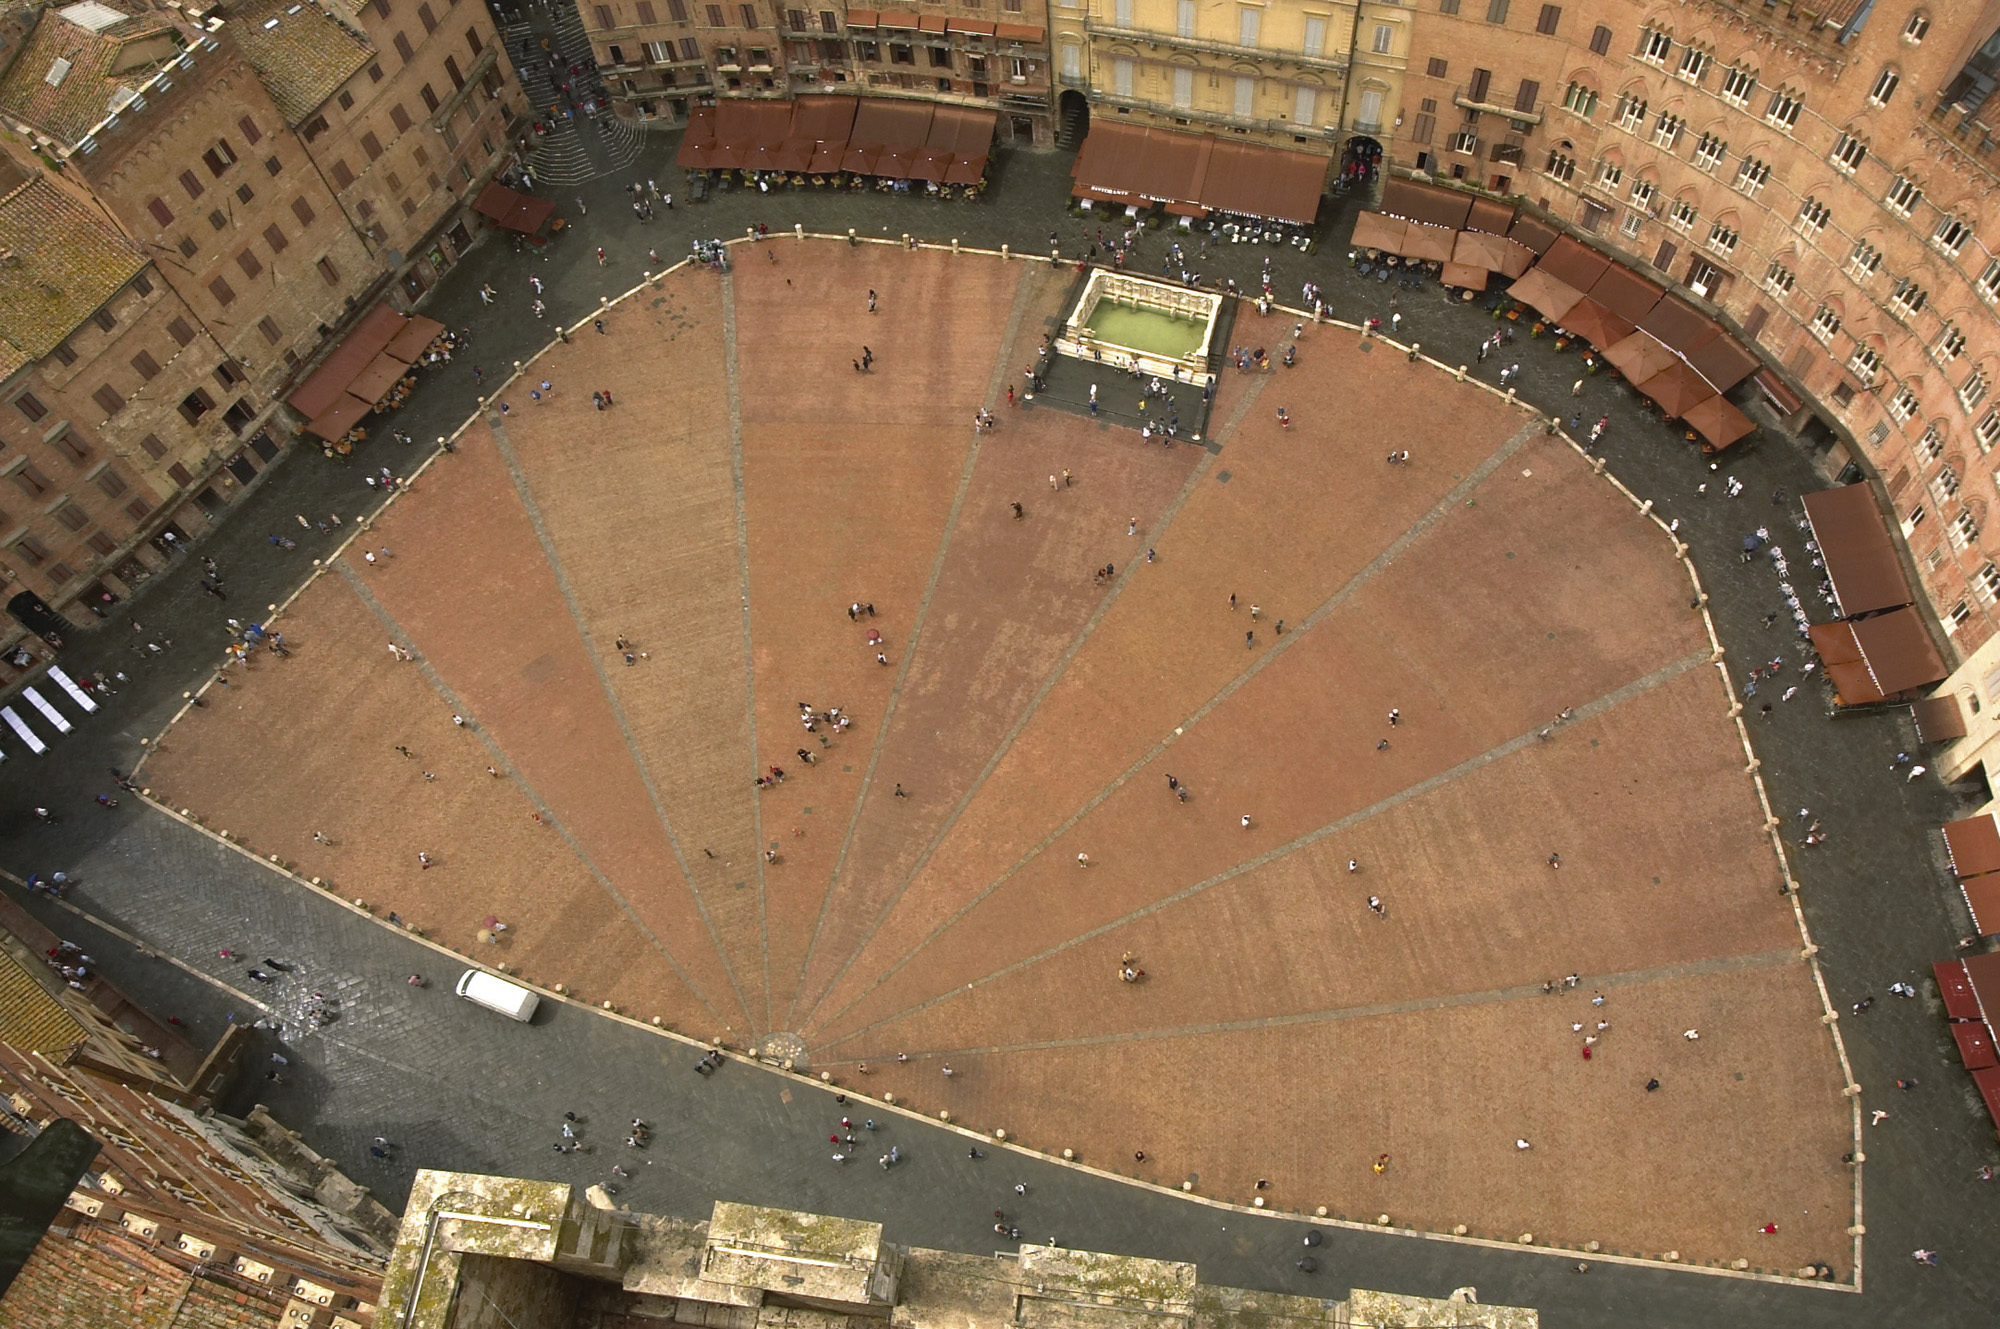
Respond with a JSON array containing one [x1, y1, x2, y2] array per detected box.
[[288, 303, 447, 442], [1933, 953, 2000, 1130], [1798, 484, 1946, 705], [1355, 181, 1764, 450], [675, 96, 996, 184], [843, 9, 1044, 41], [1069, 122, 1328, 225]]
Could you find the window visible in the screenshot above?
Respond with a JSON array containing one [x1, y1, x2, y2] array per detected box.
[[1468, 67, 1491, 102], [1733, 155, 1769, 196], [178, 389, 214, 425], [140, 433, 167, 460], [206, 208, 227, 231], [1706, 220, 1738, 253], [1514, 79, 1540, 113], [368, 62, 383, 81], [680, 35, 700, 57], [1628, 178, 1656, 209], [208, 275, 236, 305], [1562, 82, 1596, 116], [92, 385, 125, 415], [1238, 7, 1258, 48], [1903, 503, 1926, 536], [740, 3, 759, 25], [202, 140, 236, 177], [1980, 410, 2000, 454], [13, 392, 47, 423], [1665, 198, 1696, 230], [1934, 216, 1973, 257], [1410, 111, 1434, 143], [1906, 12, 1930, 43], [1798, 197, 1830, 238], [1536, 4, 1560, 35], [1763, 259, 1794, 295], [1846, 239, 1882, 280], [130, 351, 160, 380], [178, 169, 204, 199], [1890, 277, 1929, 318], [236, 249, 263, 280], [1613, 92, 1645, 132], [1234, 75, 1255, 118], [1677, 45, 1709, 84], [1978, 563, 2000, 605], [1172, 66, 1193, 109], [1918, 423, 1947, 460], [1544, 150, 1575, 182], [1765, 88, 1802, 130], [1372, 23, 1393, 54], [1810, 306, 1841, 343], [291, 196, 317, 226], [1940, 325, 1968, 363], [1692, 130, 1726, 171], [1593, 158, 1622, 189], [705, 2, 723, 21], [1885, 175, 1922, 217], [11, 535, 47, 566], [1303, 13, 1326, 53], [1112, 56, 1132, 96], [12, 466, 49, 498], [92, 467, 128, 500], [1449, 128, 1479, 154], [419, 0, 437, 31], [1889, 386, 1920, 422], [1869, 67, 1899, 106], [420, 84, 440, 112], [1438, 0, 1459, 13], [927, 45, 949, 67], [1637, 27, 1670, 65], [1720, 65, 1755, 106], [167, 316, 195, 346], [51, 342, 76, 366], [1849, 345, 1883, 384], [330, 160, 356, 189], [1651, 111, 1683, 149], [391, 102, 414, 133], [177, 236, 198, 259], [146, 196, 173, 227], [131, 273, 150, 297], [1485, 0, 1509, 23], [469, 25, 485, 53], [1963, 369, 1990, 411], [361, 131, 384, 161], [394, 31, 414, 61], [1589, 23, 1610, 55], [1831, 132, 1866, 173], [54, 504, 87, 533]]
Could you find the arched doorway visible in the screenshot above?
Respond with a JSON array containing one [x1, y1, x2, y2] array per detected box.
[[1059, 88, 1091, 152], [1341, 135, 1383, 185], [8, 590, 70, 647]]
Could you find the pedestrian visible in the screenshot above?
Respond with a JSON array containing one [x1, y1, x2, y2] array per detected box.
[[1388, 708, 1400, 726], [1571, 379, 1583, 397], [595, 318, 606, 335], [868, 289, 878, 313]]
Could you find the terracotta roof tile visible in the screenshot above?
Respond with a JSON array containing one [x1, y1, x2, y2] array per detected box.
[[227, 0, 372, 126], [0, 174, 148, 363], [0, 945, 87, 1057], [0, 6, 182, 147]]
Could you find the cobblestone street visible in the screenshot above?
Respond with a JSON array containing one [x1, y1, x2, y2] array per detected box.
[[0, 81, 1994, 1328]]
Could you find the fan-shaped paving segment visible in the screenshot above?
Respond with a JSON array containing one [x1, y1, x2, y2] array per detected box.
[[141, 246, 1849, 1274]]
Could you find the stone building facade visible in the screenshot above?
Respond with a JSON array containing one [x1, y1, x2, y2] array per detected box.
[[0, 0, 521, 668], [584, 0, 1055, 145], [1384, 0, 2000, 658], [1052, 0, 1408, 168]]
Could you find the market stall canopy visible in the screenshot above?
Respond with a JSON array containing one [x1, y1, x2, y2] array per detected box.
[[1399, 220, 1457, 263], [1945, 813, 2000, 879], [1504, 267, 1583, 322], [1508, 214, 1558, 254], [471, 181, 555, 233], [1601, 331, 1679, 384], [1688, 334, 1761, 393], [1200, 139, 1324, 223], [1967, 879, 2000, 941], [288, 302, 408, 421], [1537, 234, 1611, 292], [1130, 121, 1209, 204], [850, 96, 932, 149], [1975, 1065, 2000, 1126], [1492, 236, 1535, 277], [1638, 294, 1723, 357], [1938, 959, 1984, 1020], [1636, 361, 1715, 417], [1351, 211, 1409, 253], [1451, 230, 1509, 271], [1074, 122, 1321, 222], [1802, 483, 1914, 617], [1440, 262, 1489, 289], [1967, 951, 2000, 1021], [1464, 197, 1516, 237], [1754, 367, 1804, 413], [1587, 263, 1665, 323], [944, 153, 988, 184], [840, 142, 883, 175], [1559, 297, 1633, 349], [910, 147, 953, 182], [808, 142, 848, 173], [674, 106, 717, 166], [1808, 606, 1947, 704], [1679, 392, 1755, 450], [1913, 692, 1969, 742], [383, 314, 446, 364], [1953, 1017, 2000, 1069], [1379, 177, 1471, 229]]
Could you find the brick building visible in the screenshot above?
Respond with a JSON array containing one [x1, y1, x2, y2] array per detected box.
[[1053, 0, 1407, 169], [1383, 0, 2000, 659], [585, 0, 1055, 145], [0, 0, 520, 668]]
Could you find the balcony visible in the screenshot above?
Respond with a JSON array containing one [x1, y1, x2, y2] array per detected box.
[[1451, 86, 1542, 127], [1092, 91, 1340, 142], [1082, 17, 1347, 74]]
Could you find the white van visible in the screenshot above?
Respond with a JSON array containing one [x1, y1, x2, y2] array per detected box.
[[455, 969, 541, 1023]]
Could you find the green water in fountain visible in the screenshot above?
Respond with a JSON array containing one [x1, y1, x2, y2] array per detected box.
[[1084, 300, 1208, 359]]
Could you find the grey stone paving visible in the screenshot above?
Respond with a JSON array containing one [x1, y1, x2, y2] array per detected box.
[[0, 40, 1995, 1323]]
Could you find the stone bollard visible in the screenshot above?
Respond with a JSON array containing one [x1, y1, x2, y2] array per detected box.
[[1846, 1226, 1864, 1236], [1664, 1251, 1680, 1262], [1518, 1233, 1534, 1245], [1315, 1206, 1328, 1217], [952, 238, 960, 253], [1843, 1083, 1861, 1097], [795, 222, 804, 239], [1585, 1241, 1600, 1252], [601, 1000, 614, 1010], [1728, 702, 1742, 716], [820, 1071, 831, 1082], [1731, 1259, 1750, 1271], [1802, 943, 1818, 957], [1251, 1197, 1265, 1208], [652, 1016, 662, 1026], [1453, 1224, 1468, 1235], [939, 1110, 951, 1121], [1505, 387, 1516, 401], [1408, 342, 1420, 362], [994, 1128, 1007, 1140], [883, 1093, 896, 1104], [1061, 1148, 1074, 1160], [1181, 1181, 1193, 1191], [1374, 1215, 1390, 1226], [1674, 542, 1689, 556], [1050, 248, 1060, 264], [902, 233, 911, 247], [1001, 243, 1010, 259], [554, 984, 567, 994], [1746, 758, 1760, 773], [1824, 1012, 1840, 1024], [848, 227, 857, 246], [1455, 365, 1468, 381]]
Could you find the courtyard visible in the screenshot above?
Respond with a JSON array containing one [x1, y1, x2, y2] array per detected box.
[[137, 242, 1854, 1275]]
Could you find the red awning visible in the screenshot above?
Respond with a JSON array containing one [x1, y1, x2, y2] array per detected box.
[[1968, 878, 2000, 939], [1968, 951, 2000, 1023], [1505, 267, 1582, 322], [1464, 197, 1516, 237], [1937, 960, 1983, 1020], [1754, 367, 1804, 413], [1974, 1066, 2000, 1130], [1560, 297, 1633, 349], [1807, 606, 1947, 704], [919, 14, 946, 31], [1379, 177, 1472, 229], [1945, 813, 2000, 879], [877, 9, 919, 27], [1587, 263, 1665, 323], [1399, 220, 1456, 262], [1538, 234, 1611, 291], [1351, 211, 1408, 253], [910, 147, 953, 182], [1953, 1017, 2000, 1070], [1636, 362, 1716, 417], [995, 23, 1045, 41], [472, 180, 556, 232], [944, 153, 988, 185], [846, 7, 878, 24], [288, 302, 408, 421], [1680, 393, 1755, 450], [843, 142, 885, 173], [1802, 484, 1914, 618], [348, 351, 409, 406], [1508, 214, 1558, 253], [1687, 334, 1760, 394], [1601, 332, 1679, 384], [809, 142, 849, 173], [1914, 693, 1969, 742], [305, 392, 374, 441], [1440, 262, 1489, 290], [948, 17, 995, 33], [383, 314, 446, 364]]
